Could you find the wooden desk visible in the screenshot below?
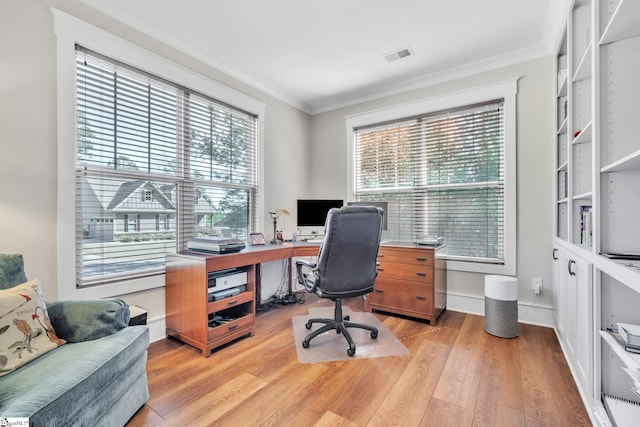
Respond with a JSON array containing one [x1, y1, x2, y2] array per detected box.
[[165, 242, 446, 356], [165, 243, 320, 357]]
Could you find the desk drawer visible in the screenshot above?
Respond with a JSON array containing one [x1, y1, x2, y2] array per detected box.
[[208, 312, 254, 341], [207, 290, 253, 312], [378, 247, 433, 266], [370, 279, 433, 314], [376, 261, 432, 283]]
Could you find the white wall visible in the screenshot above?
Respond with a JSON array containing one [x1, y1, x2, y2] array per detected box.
[[0, 0, 310, 339], [309, 57, 555, 325]]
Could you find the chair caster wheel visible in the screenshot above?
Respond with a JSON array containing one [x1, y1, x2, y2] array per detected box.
[[344, 315, 350, 321], [347, 348, 355, 357], [302, 340, 310, 349], [305, 322, 312, 330], [371, 331, 378, 339]]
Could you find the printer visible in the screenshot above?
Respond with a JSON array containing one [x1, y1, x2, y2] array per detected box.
[[187, 236, 246, 254]]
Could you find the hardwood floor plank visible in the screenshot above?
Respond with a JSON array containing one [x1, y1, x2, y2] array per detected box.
[[156, 372, 267, 426], [518, 323, 591, 426], [212, 362, 330, 426], [367, 340, 450, 426], [472, 334, 524, 427], [127, 299, 589, 427], [432, 314, 487, 410], [313, 411, 359, 427], [420, 397, 474, 427]]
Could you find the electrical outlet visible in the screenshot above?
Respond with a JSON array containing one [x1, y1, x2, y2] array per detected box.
[[532, 277, 542, 295]]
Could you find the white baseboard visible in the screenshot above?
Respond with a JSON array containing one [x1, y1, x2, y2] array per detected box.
[[147, 315, 167, 343], [446, 291, 554, 328]]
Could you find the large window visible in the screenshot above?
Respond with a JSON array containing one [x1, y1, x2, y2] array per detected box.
[[74, 47, 258, 286], [348, 81, 516, 274]]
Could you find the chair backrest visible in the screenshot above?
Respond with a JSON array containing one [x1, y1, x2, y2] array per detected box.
[[315, 206, 383, 298]]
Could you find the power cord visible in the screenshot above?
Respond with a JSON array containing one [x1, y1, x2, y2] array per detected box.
[[519, 291, 539, 320]]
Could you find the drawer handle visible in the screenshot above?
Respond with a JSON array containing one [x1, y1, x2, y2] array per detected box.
[[375, 289, 384, 293], [416, 257, 427, 261], [227, 300, 238, 306], [378, 254, 384, 258], [376, 268, 384, 272], [416, 295, 426, 300], [416, 272, 426, 277], [228, 324, 238, 330]]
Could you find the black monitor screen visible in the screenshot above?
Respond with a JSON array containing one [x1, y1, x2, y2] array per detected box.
[[347, 201, 388, 230], [297, 199, 343, 227]]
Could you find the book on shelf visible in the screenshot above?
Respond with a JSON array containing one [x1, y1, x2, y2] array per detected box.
[[579, 205, 592, 247]]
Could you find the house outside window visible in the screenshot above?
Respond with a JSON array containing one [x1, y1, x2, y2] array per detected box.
[[347, 80, 517, 275]]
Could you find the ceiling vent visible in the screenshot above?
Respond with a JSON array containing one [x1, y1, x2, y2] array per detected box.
[[383, 47, 414, 63]]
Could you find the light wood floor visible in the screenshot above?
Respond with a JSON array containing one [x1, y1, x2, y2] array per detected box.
[[127, 295, 590, 427]]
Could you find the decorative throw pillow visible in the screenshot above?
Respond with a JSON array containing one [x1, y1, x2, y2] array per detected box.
[[0, 278, 66, 377]]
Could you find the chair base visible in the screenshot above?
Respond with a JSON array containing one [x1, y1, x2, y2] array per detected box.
[[302, 298, 378, 357]]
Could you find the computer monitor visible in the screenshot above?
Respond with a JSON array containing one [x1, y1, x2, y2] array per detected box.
[[296, 199, 343, 227], [347, 201, 388, 230]]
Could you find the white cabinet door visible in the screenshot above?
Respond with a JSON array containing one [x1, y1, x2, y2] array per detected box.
[[566, 250, 594, 398], [552, 246, 567, 340]]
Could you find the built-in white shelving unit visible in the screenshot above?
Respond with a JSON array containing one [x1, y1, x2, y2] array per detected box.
[[553, 1, 640, 425]]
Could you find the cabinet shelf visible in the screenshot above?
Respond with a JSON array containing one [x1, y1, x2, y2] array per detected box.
[[600, 0, 640, 45], [573, 191, 593, 200], [601, 330, 640, 371], [558, 117, 568, 134], [573, 42, 593, 82], [554, 1, 640, 423], [601, 149, 640, 173], [557, 160, 568, 172], [558, 70, 568, 97], [598, 256, 640, 294], [573, 120, 593, 145]]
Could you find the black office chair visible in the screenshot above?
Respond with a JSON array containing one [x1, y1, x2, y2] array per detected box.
[[296, 206, 384, 357]]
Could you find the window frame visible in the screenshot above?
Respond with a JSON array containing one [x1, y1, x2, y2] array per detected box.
[[53, 9, 265, 299], [346, 79, 518, 275]]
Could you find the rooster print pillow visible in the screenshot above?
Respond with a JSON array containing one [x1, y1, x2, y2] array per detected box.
[[0, 278, 65, 377]]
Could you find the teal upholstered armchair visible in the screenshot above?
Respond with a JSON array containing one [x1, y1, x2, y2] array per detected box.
[[0, 254, 149, 425], [0, 254, 130, 340]]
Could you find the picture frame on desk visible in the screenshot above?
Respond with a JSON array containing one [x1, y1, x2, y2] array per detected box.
[[250, 233, 266, 245]]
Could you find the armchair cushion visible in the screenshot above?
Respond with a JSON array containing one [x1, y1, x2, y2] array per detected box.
[[47, 299, 130, 343], [0, 254, 28, 290], [0, 278, 66, 377]]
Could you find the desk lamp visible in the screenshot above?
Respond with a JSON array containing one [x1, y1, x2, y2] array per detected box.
[[268, 209, 290, 244]]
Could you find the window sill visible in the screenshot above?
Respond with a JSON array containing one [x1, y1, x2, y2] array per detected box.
[[58, 273, 165, 300]]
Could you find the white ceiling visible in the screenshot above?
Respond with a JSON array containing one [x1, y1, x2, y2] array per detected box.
[[79, 0, 569, 114]]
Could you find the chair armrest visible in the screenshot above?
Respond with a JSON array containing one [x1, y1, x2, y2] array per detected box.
[[46, 299, 130, 342], [295, 259, 318, 293]]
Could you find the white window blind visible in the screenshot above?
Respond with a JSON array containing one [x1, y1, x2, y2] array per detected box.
[[75, 46, 258, 286], [353, 100, 505, 264]]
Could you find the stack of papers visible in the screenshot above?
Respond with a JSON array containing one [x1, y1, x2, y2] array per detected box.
[[618, 323, 640, 353]]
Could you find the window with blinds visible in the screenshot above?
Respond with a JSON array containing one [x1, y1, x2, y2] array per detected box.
[[353, 100, 506, 265], [75, 46, 258, 286]]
